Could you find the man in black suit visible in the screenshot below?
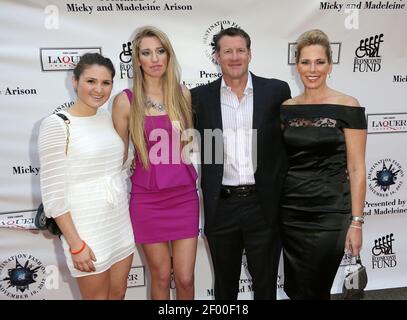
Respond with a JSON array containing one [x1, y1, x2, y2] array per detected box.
[[191, 27, 291, 300]]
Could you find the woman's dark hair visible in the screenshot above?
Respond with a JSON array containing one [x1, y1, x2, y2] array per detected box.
[[211, 27, 251, 54], [73, 52, 115, 80]]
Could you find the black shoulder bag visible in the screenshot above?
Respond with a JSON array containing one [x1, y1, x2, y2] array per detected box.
[[35, 113, 70, 237]]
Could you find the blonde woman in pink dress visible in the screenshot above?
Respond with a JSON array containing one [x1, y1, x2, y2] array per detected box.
[[112, 26, 198, 300]]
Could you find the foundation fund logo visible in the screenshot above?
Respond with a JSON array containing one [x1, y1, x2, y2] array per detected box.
[[119, 41, 133, 79], [371, 234, 397, 269], [368, 159, 404, 197], [0, 254, 47, 299], [203, 20, 241, 65], [353, 34, 384, 72]]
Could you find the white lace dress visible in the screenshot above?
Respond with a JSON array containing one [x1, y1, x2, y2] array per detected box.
[[38, 108, 135, 277]]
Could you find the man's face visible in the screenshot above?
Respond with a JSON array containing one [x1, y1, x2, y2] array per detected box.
[[215, 35, 251, 81]]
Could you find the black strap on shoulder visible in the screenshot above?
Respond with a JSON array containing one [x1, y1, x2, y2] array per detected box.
[[55, 113, 69, 122], [54, 113, 70, 155]]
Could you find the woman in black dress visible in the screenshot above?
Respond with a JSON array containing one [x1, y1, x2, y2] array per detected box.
[[280, 29, 367, 299]]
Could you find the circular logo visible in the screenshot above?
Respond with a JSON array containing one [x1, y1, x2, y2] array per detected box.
[[0, 253, 47, 299], [202, 20, 241, 65], [368, 159, 404, 197]]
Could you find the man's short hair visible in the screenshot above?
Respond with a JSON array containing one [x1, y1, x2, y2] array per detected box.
[[211, 27, 251, 54]]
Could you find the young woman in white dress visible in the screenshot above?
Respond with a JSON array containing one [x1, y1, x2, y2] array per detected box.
[[38, 53, 135, 299]]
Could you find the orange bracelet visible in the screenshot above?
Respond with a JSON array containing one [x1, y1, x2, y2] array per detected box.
[[70, 240, 86, 255]]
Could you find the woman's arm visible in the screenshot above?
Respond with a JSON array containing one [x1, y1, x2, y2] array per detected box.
[[54, 214, 96, 272], [344, 124, 367, 256], [112, 91, 131, 164]]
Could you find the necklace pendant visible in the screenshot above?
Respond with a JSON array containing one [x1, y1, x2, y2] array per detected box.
[[145, 98, 165, 112]]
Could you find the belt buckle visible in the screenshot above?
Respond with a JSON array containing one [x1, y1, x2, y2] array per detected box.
[[236, 186, 251, 198]]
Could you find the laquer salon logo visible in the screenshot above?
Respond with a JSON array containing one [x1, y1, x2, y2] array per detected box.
[[353, 33, 384, 72], [368, 159, 404, 197], [367, 113, 407, 134], [0, 254, 47, 299], [40, 47, 102, 71], [203, 20, 241, 65], [119, 41, 133, 79], [371, 233, 397, 269]]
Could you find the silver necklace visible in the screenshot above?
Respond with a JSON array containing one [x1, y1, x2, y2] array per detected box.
[[145, 97, 165, 112]]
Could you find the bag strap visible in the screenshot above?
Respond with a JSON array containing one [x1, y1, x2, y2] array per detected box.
[[355, 254, 363, 266], [55, 113, 70, 156]]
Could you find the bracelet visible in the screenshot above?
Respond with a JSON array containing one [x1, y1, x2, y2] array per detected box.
[[350, 215, 364, 224], [70, 240, 86, 255], [349, 224, 362, 230]]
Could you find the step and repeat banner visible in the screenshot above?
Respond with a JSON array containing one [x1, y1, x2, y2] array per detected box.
[[0, 0, 406, 299]]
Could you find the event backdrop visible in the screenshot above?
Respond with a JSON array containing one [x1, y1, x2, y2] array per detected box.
[[1, 0, 406, 300]]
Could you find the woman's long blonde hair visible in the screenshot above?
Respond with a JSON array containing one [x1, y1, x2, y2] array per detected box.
[[130, 26, 192, 169]]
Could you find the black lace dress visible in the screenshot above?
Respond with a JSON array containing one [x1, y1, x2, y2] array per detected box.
[[280, 104, 367, 299]]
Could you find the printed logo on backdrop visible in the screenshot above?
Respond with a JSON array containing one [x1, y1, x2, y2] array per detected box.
[[183, 20, 241, 89], [365, 158, 406, 216], [119, 41, 133, 79], [53, 101, 74, 113], [127, 266, 145, 288], [0, 254, 47, 299], [393, 74, 407, 83], [65, 1, 193, 14], [40, 47, 102, 71], [13, 165, 39, 176], [353, 34, 383, 72], [371, 233, 397, 269], [204, 252, 253, 297], [238, 252, 253, 294], [288, 42, 341, 65], [203, 20, 241, 65], [0, 212, 35, 229], [368, 159, 404, 197], [319, 1, 406, 11], [0, 86, 37, 96], [367, 113, 407, 134]]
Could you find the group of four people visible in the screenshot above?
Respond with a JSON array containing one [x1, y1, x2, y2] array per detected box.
[[38, 26, 367, 300]]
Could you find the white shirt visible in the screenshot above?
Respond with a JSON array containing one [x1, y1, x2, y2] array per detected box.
[[220, 73, 256, 186]]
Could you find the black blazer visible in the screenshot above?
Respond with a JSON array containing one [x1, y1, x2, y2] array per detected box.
[[191, 73, 291, 235]]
